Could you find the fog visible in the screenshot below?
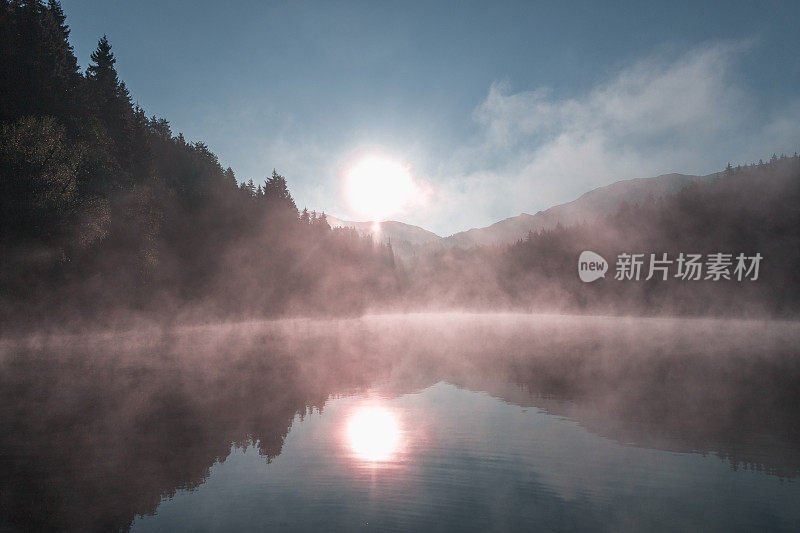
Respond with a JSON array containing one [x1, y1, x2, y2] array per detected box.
[[2, 312, 799, 530], [3, 3, 800, 530]]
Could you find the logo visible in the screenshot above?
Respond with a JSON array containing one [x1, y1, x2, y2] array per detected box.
[[578, 251, 608, 282], [578, 251, 762, 282]]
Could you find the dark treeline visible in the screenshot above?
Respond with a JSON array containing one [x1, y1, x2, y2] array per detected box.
[[400, 155, 800, 317], [499, 156, 800, 317], [0, 0, 397, 328], [2, 1, 799, 325]]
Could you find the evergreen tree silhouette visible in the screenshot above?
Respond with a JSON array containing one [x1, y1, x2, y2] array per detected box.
[[263, 170, 297, 212], [0, 0, 81, 123], [86, 35, 135, 171], [223, 167, 237, 188]]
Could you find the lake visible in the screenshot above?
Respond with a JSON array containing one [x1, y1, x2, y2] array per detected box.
[[1, 314, 799, 531]]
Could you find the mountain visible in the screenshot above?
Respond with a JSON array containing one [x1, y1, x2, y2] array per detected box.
[[327, 172, 716, 252], [442, 173, 711, 247], [325, 215, 442, 246]]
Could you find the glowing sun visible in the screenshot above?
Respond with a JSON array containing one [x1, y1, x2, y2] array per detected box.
[[345, 156, 418, 220], [346, 406, 401, 462]]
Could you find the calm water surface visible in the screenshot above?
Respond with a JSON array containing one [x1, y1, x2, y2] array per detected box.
[[1, 314, 799, 531]]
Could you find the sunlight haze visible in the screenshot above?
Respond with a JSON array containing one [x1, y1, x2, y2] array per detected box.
[[3, 2, 800, 530], [60, 0, 800, 235]]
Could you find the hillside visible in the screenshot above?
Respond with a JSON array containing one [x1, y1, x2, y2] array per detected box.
[[330, 172, 717, 251], [326, 215, 442, 246], [401, 156, 800, 317], [0, 2, 399, 326], [443, 173, 710, 247]]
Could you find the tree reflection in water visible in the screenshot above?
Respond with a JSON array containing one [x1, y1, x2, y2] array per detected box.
[[0, 314, 799, 531]]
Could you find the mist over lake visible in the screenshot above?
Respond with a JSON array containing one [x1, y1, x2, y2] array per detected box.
[[3, 1, 800, 531], [2, 314, 799, 531]]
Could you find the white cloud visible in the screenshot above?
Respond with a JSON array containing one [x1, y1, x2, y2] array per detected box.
[[424, 41, 800, 236], [240, 41, 800, 237]]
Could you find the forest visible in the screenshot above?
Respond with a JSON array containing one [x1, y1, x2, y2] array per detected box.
[[404, 155, 800, 317], [0, 0, 398, 330], [2, 0, 799, 329]]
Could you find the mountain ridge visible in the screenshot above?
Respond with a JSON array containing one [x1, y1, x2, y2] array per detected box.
[[442, 172, 711, 247], [327, 171, 716, 250], [325, 216, 442, 246]]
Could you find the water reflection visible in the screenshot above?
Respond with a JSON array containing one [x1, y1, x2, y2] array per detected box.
[[0, 314, 798, 531], [345, 405, 402, 463]]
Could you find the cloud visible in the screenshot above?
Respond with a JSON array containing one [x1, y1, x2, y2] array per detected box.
[[426, 41, 800, 236], [238, 40, 800, 237]]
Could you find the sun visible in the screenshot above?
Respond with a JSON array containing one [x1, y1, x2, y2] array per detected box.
[[346, 406, 401, 463], [345, 156, 418, 220]]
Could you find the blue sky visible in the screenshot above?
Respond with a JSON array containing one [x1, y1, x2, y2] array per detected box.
[[62, 1, 800, 235]]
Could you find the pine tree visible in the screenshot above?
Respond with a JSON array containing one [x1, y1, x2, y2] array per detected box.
[[223, 167, 237, 188], [148, 115, 172, 138], [263, 170, 297, 212], [86, 35, 135, 167], [47, 1, 69, 40], [0, 0, 81, 123], [87, 35, 118, 88], [44, 0, 80, 115]]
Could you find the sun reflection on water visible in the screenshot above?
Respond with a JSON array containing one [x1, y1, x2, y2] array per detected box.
[[345, 406, 402, 463]]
